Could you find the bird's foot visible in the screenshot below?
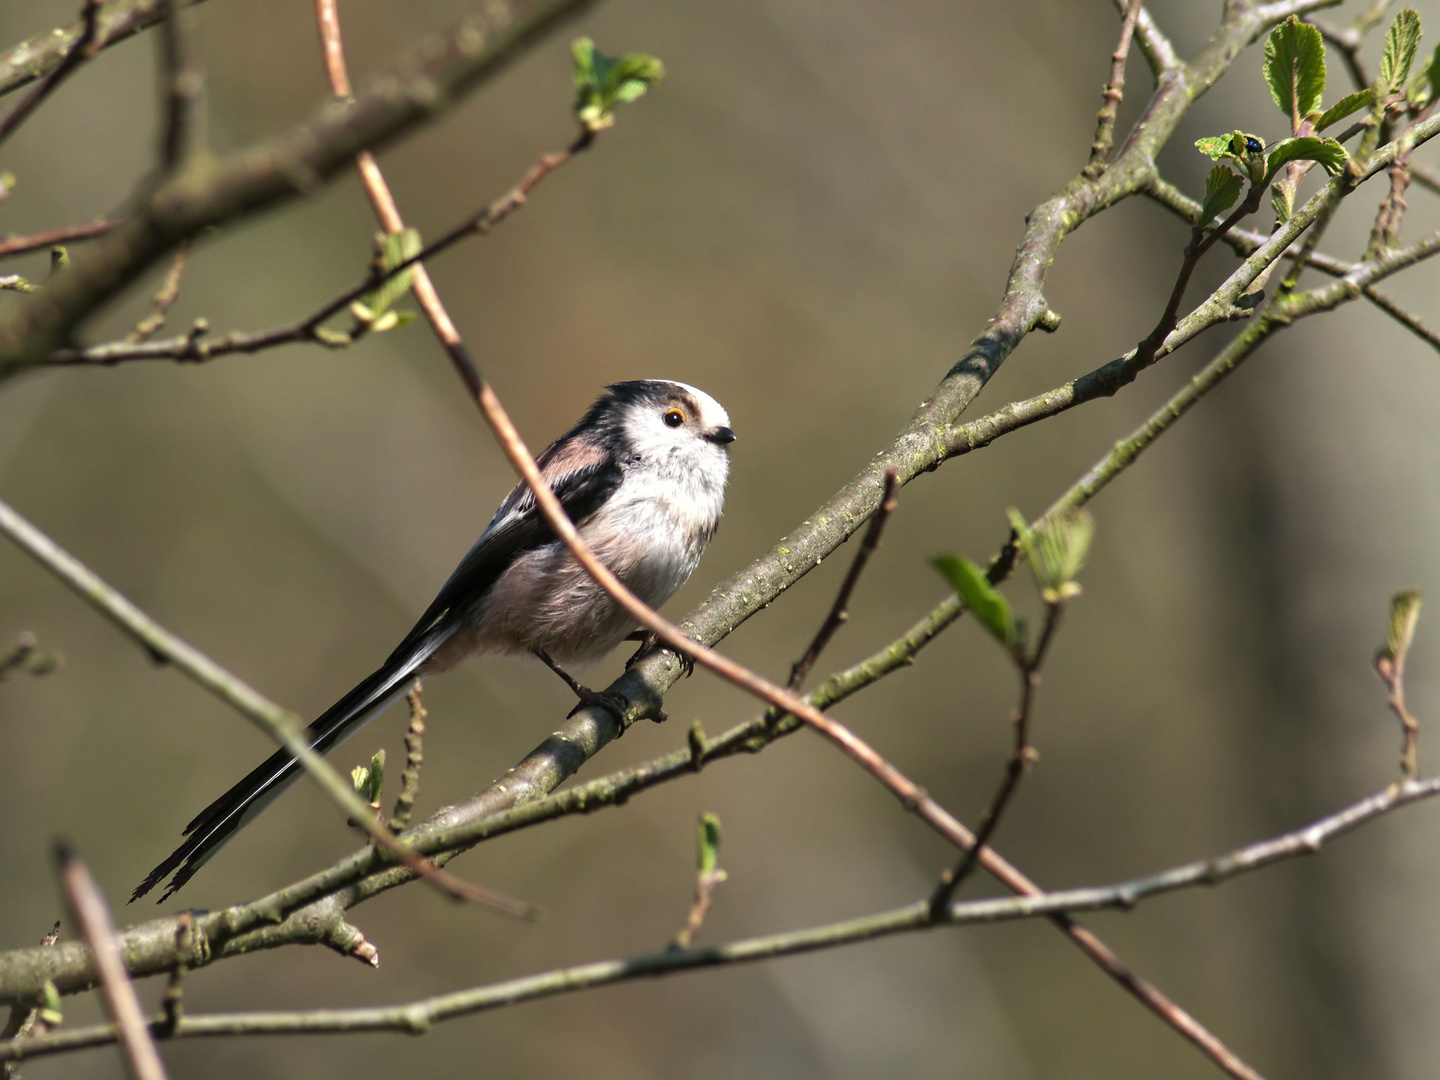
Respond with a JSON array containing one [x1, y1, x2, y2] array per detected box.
[[565, 684, 630, 723], [624, 630, 695, 677]]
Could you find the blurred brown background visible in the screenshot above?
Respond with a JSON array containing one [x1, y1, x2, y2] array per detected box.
[[3, 1, 1440, 1077]]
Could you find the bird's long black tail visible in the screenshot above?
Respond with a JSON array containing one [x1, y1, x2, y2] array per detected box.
[[131, 632, 447, 904]]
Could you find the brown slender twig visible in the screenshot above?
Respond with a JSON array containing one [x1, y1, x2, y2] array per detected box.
[[929, 601, 1065, 916], [786, 468, 899, 692], [1086, 0, 1145, 177], [156, 0, 202, 169], [0, 219, 121, 260], [1375, 590, 1422, 781], [0, 0, 103, 148], [56, 845, 170, 1080]]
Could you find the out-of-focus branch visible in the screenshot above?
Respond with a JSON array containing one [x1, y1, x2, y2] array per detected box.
[[0, 0, 597, 374], [0, 496, 532, 917], [156, 0, 202, 169], [0, 0, 103, 148], [126, 243, 188, 343], [11, 772, 1440, 1067], [0, 219, 121, 260], [0, 0, 214, 98], [57, 847, 170, 1080]]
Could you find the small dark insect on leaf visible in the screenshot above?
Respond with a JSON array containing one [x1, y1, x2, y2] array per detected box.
[[1245, 136, 1265, 153]]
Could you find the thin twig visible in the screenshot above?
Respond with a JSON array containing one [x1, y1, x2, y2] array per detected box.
[[0, 496, 535, 917], [389, 682, 426, 834], [11, 772, 1440, 1066], [56, 846, 169, 1080], [0, 0, 103, 148], [786, 468, 899, 691], [1, 921, 60, 1079], [127, 242, 188, 343], [929, 602, 1064, 916], [0, 219, 121, 260], [1086, 0, 1144, 177]]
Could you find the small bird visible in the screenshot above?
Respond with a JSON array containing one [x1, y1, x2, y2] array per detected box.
[[133, 380, 735, 903]]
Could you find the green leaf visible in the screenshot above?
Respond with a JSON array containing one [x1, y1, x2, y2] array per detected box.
[[697, 812, 722, 877], [1264, 16, 1327, 124], [1406, 55, 1433, 107], [932, 555, 1016, 651], [38, 980, 62, 1027], [351, 750, 385, 804], [1263, 136, 1349, 182], [1315, 89, 1374, 131], [1271, 183, 1294, 224], [1009, 508, 1095, 604], [1195, 135, 1235, 161], [572, 37, 665, 131], [353, 228, 422, 327], [1380, 8, 1422, 93], [1199, 165, 1243, 229]]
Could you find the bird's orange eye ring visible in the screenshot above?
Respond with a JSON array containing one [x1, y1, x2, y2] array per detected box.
[[663, 409, 685, 428]]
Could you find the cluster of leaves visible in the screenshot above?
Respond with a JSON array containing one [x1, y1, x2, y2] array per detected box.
[[351, 748, 385, 809], [1193, 10, 1437, 227], [572, 38, 665, 133], [931, 509, 1095, 661]]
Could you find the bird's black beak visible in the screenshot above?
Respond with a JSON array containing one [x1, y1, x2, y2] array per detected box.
[[707, 426, 737, 446]]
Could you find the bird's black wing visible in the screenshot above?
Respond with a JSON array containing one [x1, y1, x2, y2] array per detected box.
[[132, 447, 624, 904]]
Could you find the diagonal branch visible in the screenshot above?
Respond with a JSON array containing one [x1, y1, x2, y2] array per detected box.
[[0, 496, 533, 917], [0, 0, 215, 99]]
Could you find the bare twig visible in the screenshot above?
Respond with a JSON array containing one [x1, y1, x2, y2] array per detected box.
[[127, 242, 188, 343], [0, 496, 535, 917], [0, 276, 37, 294], [389, 683, 426, 834], [0, 0, 103, 148], [929, 602, 1065, 916], [1, 921, 60, 1078], [1086, 0, 1144, 176], [56, 846, 169, 1080], [786, 469, 899, 691], [11, 772, 1440, 1067], [0, 219, 121, 260]]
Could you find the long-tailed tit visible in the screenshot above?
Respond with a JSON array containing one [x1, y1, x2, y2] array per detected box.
[[133, 380, 735, 903]]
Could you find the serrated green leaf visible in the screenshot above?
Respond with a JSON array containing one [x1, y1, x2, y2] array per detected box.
[[1264, 16, 1327, 124], [1264, 136, 1349, 181], [1271, 183, 1294, 223], [1380, 8, 1422, 93], [1199, 165, 1243, 229], [572, 38, 664, 131], [932, 555, 1015, 651], [1195, 135, 1235, 161], [1010, 508, 1095, 602], [697, 812, 722, 876], [1315, 88, 1374, 131]]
